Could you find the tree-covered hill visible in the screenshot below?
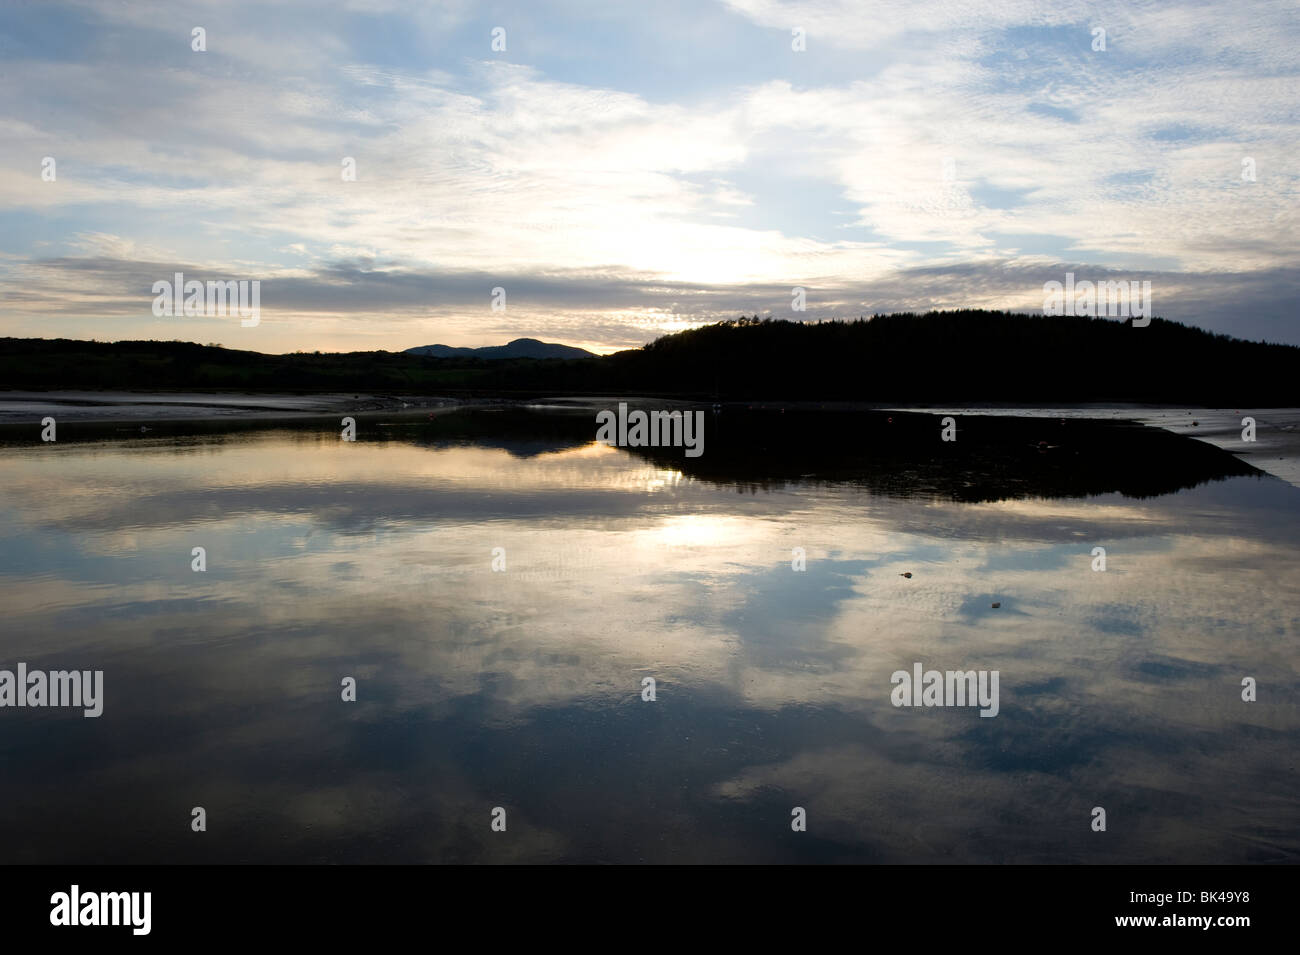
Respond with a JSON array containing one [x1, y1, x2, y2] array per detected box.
[[1, 311, 1296, 404]]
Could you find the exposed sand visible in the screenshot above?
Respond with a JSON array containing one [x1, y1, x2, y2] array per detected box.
[[0, 391, 450, 422], [3, 391, 1297, 488], [881, 404, 1300, 488], [1128, 408, 1300, 488]]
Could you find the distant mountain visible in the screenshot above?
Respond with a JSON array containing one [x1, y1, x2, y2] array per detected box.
[[404, 338, 595, 360]]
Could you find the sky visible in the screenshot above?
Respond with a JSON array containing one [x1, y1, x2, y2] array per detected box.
[[1, 0, 1297, 354]]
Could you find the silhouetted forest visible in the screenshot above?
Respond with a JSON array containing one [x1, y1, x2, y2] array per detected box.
[[2, 311, 1297, 404]]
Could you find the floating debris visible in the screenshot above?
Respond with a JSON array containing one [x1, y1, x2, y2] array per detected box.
[[991, 602, 1001, 609], [900, 572, 912, 578]]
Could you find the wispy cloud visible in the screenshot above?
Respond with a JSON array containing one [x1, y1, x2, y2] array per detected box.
[[1, 0, 1297, 351]]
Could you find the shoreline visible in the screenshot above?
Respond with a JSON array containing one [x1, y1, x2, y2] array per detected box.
[[876, 404, 1300, 489], [3, 390, 1298, 488]]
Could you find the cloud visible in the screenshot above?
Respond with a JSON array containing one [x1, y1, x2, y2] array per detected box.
[[0, 0, 1296, 350]]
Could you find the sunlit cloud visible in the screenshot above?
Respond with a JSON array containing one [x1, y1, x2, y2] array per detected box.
[[1, 0, 1296, 351]]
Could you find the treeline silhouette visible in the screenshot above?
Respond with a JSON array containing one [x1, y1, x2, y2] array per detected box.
[[2, 311, 1296, 403]]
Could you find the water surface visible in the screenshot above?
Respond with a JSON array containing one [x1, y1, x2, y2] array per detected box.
[[0, 408, 1297, 863]]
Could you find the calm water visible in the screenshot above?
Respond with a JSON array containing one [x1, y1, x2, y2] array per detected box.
[[1, 407, 1298, 863]]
